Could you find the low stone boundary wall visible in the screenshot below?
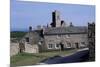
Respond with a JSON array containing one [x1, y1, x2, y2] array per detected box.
[[10, 42, 39, 56], [24, 43, 39, 53], [10, 42, 19, 56]]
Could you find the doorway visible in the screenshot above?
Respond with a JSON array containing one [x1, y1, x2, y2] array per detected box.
[[60, 42, 64, 51], [19, 42, 25, 53], [75, 42, 79, 49]]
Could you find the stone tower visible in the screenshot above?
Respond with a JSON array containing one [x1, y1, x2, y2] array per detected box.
[[51, 10, 61, 27]]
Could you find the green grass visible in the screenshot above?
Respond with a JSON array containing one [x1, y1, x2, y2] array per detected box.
[[10, 50, 76, 66]]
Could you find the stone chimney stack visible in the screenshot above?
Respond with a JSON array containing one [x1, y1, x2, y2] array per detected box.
[[70, 22, 74, 27], [29, 26, 32, 32], [61, 20, 66, 27]]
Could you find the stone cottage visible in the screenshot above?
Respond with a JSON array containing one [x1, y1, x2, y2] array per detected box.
[[19, 10, 88, 53]]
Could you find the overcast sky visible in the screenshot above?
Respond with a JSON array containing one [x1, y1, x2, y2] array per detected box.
[[10, 0, 95, 31]]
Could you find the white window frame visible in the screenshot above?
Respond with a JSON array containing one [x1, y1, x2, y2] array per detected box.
[[57, 35, 62, 38], [55, 44, 60, 49], [66, 34, 70, 38], [80, 42, 86, 47], [48, 44, 53, 49], [66, 42, 71, 48]]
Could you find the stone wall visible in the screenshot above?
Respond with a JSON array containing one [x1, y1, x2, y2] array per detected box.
[[88, 23, 95, 61], [10, 42, 19, 56], [10, 42, 39, 56], [24, 43, 39, 53], [44, 33, 88, 50]]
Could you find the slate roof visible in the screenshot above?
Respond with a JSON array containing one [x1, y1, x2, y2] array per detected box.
[[44, 26, 88, 35]]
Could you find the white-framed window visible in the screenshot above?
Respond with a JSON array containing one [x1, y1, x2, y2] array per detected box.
[[80, 42, 86, 47], [66, 34, 70, 38], [67, 42, 71, 48], [55, 44, 60, 49], [48, 44, 53, 49], [57, 35, 61, 38]]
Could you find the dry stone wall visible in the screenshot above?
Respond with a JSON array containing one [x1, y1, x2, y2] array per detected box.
[[10, 42, 19, 56]]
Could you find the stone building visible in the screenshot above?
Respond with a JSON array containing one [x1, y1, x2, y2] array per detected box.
[[19, 28, 44, 53], [19, 10, 88, 53], [88, 23, 95, 61], [43, 26, 88, 51], [43, 10, 88, 51]]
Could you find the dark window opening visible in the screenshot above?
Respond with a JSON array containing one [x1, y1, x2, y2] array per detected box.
[[26, 37, 29, 42], [56, 44, 60, 48], [60, 43, 64, 51], [75, 42, 79, 49], [67, 43, 71, 47]]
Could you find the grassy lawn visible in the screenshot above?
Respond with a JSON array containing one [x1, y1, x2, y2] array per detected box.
[[10, 49, 77, 66]]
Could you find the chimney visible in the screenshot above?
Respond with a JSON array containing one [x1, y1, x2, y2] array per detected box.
[[70, 22, 74, 27], [29, 26, 32, 32]]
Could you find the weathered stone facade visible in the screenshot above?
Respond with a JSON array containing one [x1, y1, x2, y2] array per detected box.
[[10, 42, 19, 56], [24, 43, 39, 53], [19, 30, 43, 53], [18, 10, 89, 53], [44, 33, 88, 50], [43, 10, 88, 51], [88, 23, 95, 61]]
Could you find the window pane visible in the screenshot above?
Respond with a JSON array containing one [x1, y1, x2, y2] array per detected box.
[[48, 44, 53, 49]]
